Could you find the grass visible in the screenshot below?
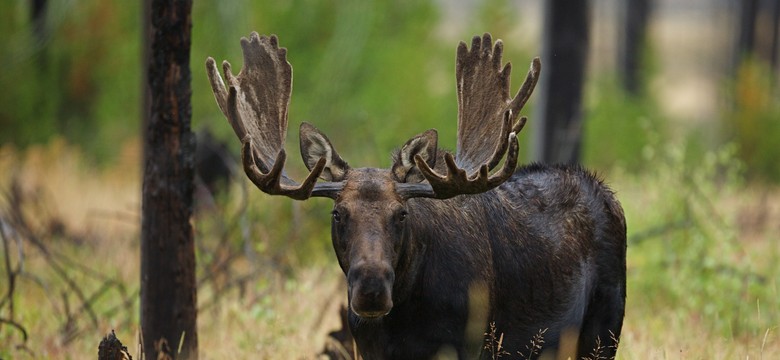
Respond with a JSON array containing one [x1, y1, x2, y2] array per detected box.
[[609, 141, 780, 359], [0, 135, 779, 359]]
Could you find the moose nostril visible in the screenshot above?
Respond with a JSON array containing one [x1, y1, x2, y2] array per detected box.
[[362, 285, 382, 300], [348, 264, 395, 317]]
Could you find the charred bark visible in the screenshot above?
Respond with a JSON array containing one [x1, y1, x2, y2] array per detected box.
[[736, 0, 759, 63], [140, 0, 197, 359], [618, 0, 652, 95], [30, 0, 48, 46], [532, 0, 591, 164], [98, 330, 133, 360]]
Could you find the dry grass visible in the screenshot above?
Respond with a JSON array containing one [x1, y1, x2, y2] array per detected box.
[[0, 139, 349, 359], [1, 139, 779, 359]]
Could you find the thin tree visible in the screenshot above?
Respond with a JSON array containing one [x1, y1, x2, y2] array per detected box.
[[140, 0, 197, 358], [618, 0, 652, 96], [734, 0, 759, 73], [532, 0, 591, 164], [732, 0, 780, 89]]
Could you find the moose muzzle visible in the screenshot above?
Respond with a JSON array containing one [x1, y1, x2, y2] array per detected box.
[[347, 262, 395, 319]]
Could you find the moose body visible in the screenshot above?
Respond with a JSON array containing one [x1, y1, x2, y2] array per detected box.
[[334, 164, 625, 359], [207, 32, 626, 359]]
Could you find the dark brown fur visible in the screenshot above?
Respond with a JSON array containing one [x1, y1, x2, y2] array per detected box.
[[325, 163, 626, 359]]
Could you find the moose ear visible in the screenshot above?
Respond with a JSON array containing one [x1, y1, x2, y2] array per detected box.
[[299, 122, 349, 181], [392, 129, 438, 183]]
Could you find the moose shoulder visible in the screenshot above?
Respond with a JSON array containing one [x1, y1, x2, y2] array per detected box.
[[206, 32, 626, 359]]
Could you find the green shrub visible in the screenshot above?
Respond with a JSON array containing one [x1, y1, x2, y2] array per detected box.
[[623, 135, 779, 337], [723, 58, 780, 183], [582, 77, 663, 173]]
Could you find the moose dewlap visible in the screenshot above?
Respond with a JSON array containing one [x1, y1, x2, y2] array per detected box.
[[206, 32, 626, 359]]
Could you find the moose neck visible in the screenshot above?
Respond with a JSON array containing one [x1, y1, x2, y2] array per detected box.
[[392, 193, 499, 306]]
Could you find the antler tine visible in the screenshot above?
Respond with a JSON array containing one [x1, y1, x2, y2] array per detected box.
[[409, 130, 520, 200], [242, 138, 330, 200], [507, 57, 541, 120], [207, 32, 341, 200], [481, 58, 538, 172], [485, 109, 512, 171], [484, 111, 528, 171]]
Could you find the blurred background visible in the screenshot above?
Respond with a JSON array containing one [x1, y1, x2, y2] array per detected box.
[[0, 0, 778, 358]]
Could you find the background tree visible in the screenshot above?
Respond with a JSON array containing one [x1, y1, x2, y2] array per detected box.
[[734, 0, 780, 75], [727, 0, 780, 181], [140, 0, 197, 358], [618, 0, 652, 95], [735, 0, 759, 70], [532, 0, 591, 164]]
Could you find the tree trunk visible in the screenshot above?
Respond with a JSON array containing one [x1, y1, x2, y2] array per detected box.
[[768, 0, 780, 74], [618, 0, 652, 95], [30, 0, 48, 45], [532, 0, 591, 164], [141, 0, 197, 358], [735, 0, 759, 69]]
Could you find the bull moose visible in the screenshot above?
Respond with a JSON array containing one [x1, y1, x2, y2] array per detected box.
[[206, 32, 626, 359]]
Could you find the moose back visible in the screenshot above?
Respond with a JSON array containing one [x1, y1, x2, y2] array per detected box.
[[206, 32, 626, 359]]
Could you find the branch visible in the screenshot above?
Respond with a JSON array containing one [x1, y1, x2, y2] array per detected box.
[[0, 220, 19, 316], [0, 316, 29, 342]]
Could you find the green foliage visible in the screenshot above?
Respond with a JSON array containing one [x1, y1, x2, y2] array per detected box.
[[722, 58, 780, 183], [2, 0, 547, 168], [582, 77, 663, 173], [0, 0, 462, 167], [192, 0, 464, 167], [622, 133, 779, 338], [0, 2, 141, 161]]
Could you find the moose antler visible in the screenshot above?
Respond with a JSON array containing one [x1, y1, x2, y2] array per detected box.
[[456, 34, 540, 172], [397, 34, 541, 200], [206, 32, 342, 200]]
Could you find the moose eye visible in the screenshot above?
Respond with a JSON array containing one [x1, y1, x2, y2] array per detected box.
[[398, 210, 408, 222], [332, 210, 341, 223]]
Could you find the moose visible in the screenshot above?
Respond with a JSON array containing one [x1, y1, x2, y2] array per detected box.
[[206, 32, 626, 359]]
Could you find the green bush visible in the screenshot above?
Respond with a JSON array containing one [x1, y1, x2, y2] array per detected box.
[[723, 58, 780, 183], [582, 77, 663, 173], [623, 135, 779, 337]]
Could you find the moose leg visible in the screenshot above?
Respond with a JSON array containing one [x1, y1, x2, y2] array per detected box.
[[576, 284, 625, 358]]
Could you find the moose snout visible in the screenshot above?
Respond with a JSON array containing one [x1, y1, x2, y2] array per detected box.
[[348, 263, 395, 319]]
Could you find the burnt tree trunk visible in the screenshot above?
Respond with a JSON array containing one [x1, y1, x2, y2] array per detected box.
[[30, 0, 48, 45], [141, 0, 197, 359], [732, 0, 780, 90], [618, 0, 652, 95], [771, 0, 780, 74], [532, 0, 591, 164], [735, 0, 759, 67]]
